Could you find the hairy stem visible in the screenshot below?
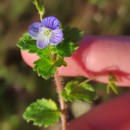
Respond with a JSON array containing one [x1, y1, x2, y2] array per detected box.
[[54, 71, 67, 130], [47, 45, 67, 130]]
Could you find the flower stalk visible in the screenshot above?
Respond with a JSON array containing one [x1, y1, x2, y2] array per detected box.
[[48, 45, 67, 130], [54, 71, 67, 130]]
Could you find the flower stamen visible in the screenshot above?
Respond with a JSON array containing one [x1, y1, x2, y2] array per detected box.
[[43, 28, 52, 37]]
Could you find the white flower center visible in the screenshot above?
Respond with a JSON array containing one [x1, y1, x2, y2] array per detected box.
[[43, 28, 52, 37]]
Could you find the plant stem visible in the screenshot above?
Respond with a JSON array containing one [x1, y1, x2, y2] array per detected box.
[[47, 45, 67, 130], [79, 76, 96, 86], [40, 14, 42, 21], [47, 45, 53, 62], [54, 71, 67, 130]]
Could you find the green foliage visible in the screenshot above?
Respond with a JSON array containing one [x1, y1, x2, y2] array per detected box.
[[107, 73, 118, 94], [82, 83, 95, 92], [54, 57, 67, 67], [33, 55, 67, 79], [17, 32, 49, 57], [55, 27, 84, 57], [17, 33, 67, 79], [23, 98, 60, 127], [17, 26, 83, 79], [33, 58, 54, 79], [17, 32, 37, 52], [61, 80, 96, 103], [33, 0, 45, 19]]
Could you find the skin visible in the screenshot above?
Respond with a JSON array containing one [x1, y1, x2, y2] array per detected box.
[[68, 92, 130, 130], [21, 36, 130, 86], [21, 36, 130, 130]]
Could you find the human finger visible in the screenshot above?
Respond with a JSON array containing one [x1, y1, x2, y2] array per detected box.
[[67, 92, 130, 130], [21, 36, 130, 86]]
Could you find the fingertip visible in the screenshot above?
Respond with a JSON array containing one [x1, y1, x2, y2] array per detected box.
[[21, 50, 87, 77], [21, 36, 130, 86], [58, 56, 88, 77]]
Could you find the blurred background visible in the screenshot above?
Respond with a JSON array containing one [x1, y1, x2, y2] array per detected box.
[[0, 0, 130, 130]]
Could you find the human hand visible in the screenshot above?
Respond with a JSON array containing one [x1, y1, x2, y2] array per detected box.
[[67, 92, 130, 130], [21, 35, 130, 86], [21, 36, 130, 130]]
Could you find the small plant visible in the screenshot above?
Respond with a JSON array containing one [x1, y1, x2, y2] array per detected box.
[[17, 1, 118, 130]]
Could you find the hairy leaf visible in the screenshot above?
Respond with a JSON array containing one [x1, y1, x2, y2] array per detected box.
[[33, 56, 67, 79], [56, 27, 84, 57], [17, 32, 49, 57], [33, 57, 55, 79], [23, 98, 60, 127], [61, 81, 96, 103]]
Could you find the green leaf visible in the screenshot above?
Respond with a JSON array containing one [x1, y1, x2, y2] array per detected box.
[[23, 98, 60, 127], [17, 32, 36, 51], [82, 83, 95, 92], [54, 57, 67, 67], [61, 81, 96, 103], [33, 57, 55, 79], [17, 29, 83, 79], [17, 33, 68, 79], [33, 0, 45, 16], [56, 27, 84, 57], [107, 73, 118, 95], [17, 32, 49, 57], [33, 56, 67, 79]]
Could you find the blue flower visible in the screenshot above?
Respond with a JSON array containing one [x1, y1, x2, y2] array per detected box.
[[29, 16, 63, 49]]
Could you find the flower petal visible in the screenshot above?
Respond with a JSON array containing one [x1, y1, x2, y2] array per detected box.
[[36, 37, 49, 49], [41, 16, 60, 30], [49, 29, 63, 45], [29, 22, 43, 39]]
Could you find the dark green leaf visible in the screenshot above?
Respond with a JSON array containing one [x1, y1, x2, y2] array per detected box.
[[17, 32, 36, 51], [33, 56, 67, 79], [56, 27, 84, 57], [23, 98, 60, 127], [54, 57, 67, 67], [17, 33, 67, 79], [17, 32, 49, 57], [61, 81, 96, 103], [33, 57, 55, 79]]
